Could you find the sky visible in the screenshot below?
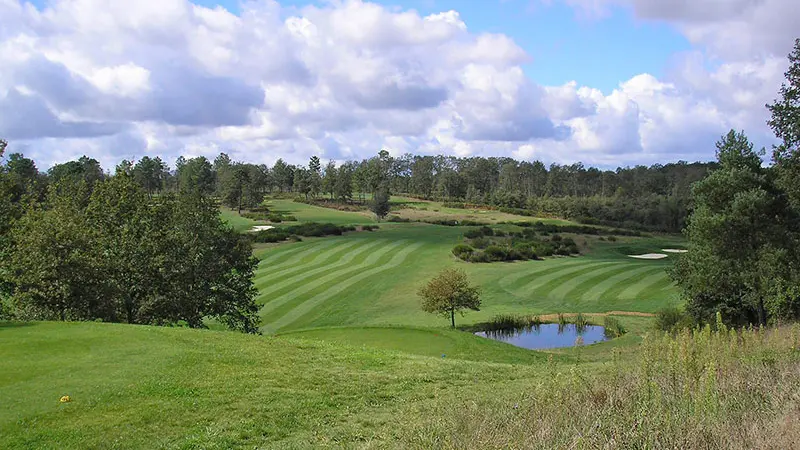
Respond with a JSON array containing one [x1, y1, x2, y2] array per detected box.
[[1, 0, 797, 170]]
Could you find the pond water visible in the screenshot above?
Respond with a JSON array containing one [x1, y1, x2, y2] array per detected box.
[[474, 323, 608, 350]]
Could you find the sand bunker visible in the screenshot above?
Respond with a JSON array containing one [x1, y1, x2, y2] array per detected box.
[[250, 225, 275, 232], [662, 248, 688, 253], [628, 253, 669, 260]]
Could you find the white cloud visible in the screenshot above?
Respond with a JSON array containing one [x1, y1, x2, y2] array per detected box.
[[0, 0, 791, 170]]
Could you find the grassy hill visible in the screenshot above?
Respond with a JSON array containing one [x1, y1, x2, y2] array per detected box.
[[3, 321, 798, 449]]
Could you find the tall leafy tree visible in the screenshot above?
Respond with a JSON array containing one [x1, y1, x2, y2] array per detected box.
[[322, 161, 337, 199], [670, 130, 794, 326], [370, 187, 391, 221], [176, 156, 215, 197], [308, 156, 322, 198], [767, 38, 800, 210], [132, 156, 168, 196]]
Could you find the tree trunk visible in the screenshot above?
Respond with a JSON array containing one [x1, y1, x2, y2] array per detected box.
[[450, 309, 455, 328]]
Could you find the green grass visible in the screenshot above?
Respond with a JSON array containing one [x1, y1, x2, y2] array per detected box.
[[281, 326, 558, 365], [254, 224, 681, 335], [264, 199, 376, 224], [219, 207, 261, 232], [0, 321, 553, 449], [4, 321, 798, 449]]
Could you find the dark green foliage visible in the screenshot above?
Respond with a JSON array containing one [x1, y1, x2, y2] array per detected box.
[[361, 225, 379, 231], [655, 306, 694, 333], [6, 175, 259, 332], [451, 244, 474, 259], [251, 222, 358, 243], [455, 225, 578, 262], [484, 246, 508, 262], [671, 130, 800, 326], [370, 188, 391, 221]]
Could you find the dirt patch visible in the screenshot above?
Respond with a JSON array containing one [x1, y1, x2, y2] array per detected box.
[[662, 248, 688, 253], [628, 253, 668, 260]]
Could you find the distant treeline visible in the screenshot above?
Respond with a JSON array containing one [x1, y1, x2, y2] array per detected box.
[[0, 145, 715, 232]]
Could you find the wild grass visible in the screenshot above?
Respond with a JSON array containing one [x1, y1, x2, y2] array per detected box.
[[406, 323, 800, 449]]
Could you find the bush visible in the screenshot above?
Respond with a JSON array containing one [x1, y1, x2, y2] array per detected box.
[[484, 246, 508, 262], [452, 244, 475, 259], [464, 228, 484, 239], [471, 237, 490, 249], [468, 251, 490, 263], [267, 213, 283, 223], [603, 316, 627, 338], [388, 216, 411, 223], [655, 306, 694, 333], [252, 229, 291, 243], [361, 225, 379, 231]]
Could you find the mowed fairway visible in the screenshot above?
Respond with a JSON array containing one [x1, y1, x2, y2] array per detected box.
[[253, 209, 683, 335]]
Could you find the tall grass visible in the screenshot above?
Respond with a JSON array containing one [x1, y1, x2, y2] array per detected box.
[[406, 323, 800, 449]]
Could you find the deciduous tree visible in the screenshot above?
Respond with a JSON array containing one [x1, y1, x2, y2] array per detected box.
[[418, 268, 481, 328]]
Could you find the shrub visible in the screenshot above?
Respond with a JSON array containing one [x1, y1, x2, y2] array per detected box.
[[468, 251, 490, 263], [479, 226, 494, 236], [607, 235, 618, 242], [361, 225, 379, 231], [452, 244, 474, 259], [603, 316, 627, 338], [471, 237, 490, 249], [484, 246, 508, 261], [464, 228, 484, 239], [656, 306, 693, 333], [267, 213, 283, 223], [388, 215, 411, 223]]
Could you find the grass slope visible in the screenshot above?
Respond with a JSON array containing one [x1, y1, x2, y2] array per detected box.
[[0, 322, 547, 449], [4, 322, 798, 449]]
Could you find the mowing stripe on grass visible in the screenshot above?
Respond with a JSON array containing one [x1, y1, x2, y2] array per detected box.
[[547, 263, 626, 301], [499, 259, 589, 292], [582, 266, 665, 302], [253, 239, 363, 288], [258, 240, 407, 318], [516, 262, 617, 296], [255, 239, 386, 299], [256, 241, 323, 267], [255, 240, 340, 275], [560, 264, 647, 301], [263, 242, 425, 333], [617, 269, 670, 299]]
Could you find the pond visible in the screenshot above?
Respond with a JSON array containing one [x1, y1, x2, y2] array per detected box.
[[474, 323, 609, 350]]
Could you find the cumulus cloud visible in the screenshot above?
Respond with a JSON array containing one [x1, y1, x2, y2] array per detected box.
[[0, 0, 791, 169]]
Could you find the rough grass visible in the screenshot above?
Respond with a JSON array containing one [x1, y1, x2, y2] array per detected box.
[[404, 324, 800, 449]]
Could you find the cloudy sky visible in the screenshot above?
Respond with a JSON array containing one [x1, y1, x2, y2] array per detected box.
[[1, 0, 796, 170]]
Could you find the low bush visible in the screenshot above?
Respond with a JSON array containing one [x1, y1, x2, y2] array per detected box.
[[452, 244, 474, 259], [603, 316, 627, 338], [387, 216, 411, 223], [484, 245, 508, 262], [655, 306, 694, 333]]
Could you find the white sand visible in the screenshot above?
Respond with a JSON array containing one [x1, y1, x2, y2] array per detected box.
[[628, 253, 669, 260], [662, 248, 688, 253], [251, 225, 275, 232]]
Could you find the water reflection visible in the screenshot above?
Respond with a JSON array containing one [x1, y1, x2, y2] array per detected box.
[[475, 323, 608, 350]]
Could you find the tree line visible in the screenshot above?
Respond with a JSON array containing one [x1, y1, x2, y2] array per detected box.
[[0, 143, 259, 332]]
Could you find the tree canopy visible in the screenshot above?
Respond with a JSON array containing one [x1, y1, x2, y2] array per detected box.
[[418, 268, 481, 328]]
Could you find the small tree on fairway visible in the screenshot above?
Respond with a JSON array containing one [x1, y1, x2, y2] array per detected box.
[[418, 268, 481, 328], [370, 188, 390, 221]]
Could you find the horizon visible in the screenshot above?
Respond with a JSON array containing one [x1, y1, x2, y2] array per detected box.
[[1, 0, 795, 170]]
